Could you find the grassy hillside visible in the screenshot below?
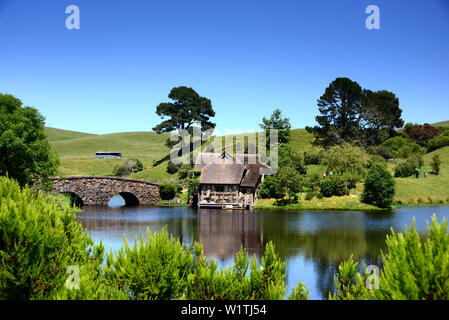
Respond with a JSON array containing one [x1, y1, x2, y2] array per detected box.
[[48, 125, 449, 208], [45, 127, 97, 142], [433, 121, 449, 127], [48, 129, 174, 181]]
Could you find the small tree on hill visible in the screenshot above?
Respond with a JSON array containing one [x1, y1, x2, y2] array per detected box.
[[430, 153, 442, 175], [259, 108, 291, 147], [361, 164, 395, 209]]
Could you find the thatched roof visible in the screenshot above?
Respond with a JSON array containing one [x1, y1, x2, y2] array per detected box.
[[195, 152, 269, 187]]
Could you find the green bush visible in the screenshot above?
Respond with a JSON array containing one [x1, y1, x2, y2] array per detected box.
[[303, 149, 324, 165], [113, 158, 144, 176], [394, 154, 423, 178], [319, 176, 348, 197], [320, 179, 334, 197], [187, 178, 200, 200], [382, 136, 423, 159], [361, 164, 395, 209], [0, 176, 123, 300], [159, 183, 178, 200], [330, 176, 346, 196], [259, 176, 285, 199], [104, 228, 193, 300], [185, 241, 309, 300], [167, 160, 181, 174], [427, 135, 449, 152], [331, 215, 449, 300], [366, 145, 391, 160], [430, 153, 442, 175]]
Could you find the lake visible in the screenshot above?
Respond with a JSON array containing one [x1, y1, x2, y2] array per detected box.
[[76, 196, 449, 300]]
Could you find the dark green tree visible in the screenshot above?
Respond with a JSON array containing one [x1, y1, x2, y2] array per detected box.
[[0, 93, 59, 188], [306, 78, 403, 147], [360, 90, 404, 145], [153, 86, 216, 137], [259, 108, 291, 147], [361, 164, 395, 209], [306, 77, 364, 146]]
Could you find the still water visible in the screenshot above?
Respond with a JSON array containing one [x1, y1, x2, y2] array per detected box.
[[76, 196, 449, 300]]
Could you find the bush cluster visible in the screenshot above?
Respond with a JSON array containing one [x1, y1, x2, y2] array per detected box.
[[113, 158, 144, 177], [382, 136, 423, 159], [393, 154, 423, 178], [303, 149, 324, 165], [319, 176, 347, 197], [159, 183, 182, 201], [427, 135, 449, 152]]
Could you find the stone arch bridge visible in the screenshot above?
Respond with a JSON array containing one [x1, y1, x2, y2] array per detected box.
[[51, 176, 161, 206]]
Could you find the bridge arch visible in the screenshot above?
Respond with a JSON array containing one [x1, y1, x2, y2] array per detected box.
[[60, 192, 84, 207], [114, 192, 140, 206]]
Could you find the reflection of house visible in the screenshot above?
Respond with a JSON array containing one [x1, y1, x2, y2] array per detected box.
[[194, 151, 269, 209], [197, 209, 264, 260]]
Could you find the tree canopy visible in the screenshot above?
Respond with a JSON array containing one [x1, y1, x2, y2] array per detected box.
[[259, 108, 291, 146], [306, 77, 404, 147], [152, 86, 216, 135], [0, 93, 59, 188]]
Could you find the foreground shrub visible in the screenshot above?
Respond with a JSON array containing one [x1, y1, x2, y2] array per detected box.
[[104, 228, 193, 300], [332, 215, 449, 300], [361, 164, 395, 208], [185, 242, 309, 300], [0, 176, 123, 300]]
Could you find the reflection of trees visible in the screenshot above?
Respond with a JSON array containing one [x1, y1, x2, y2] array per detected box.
[[259, 211, 393, 298]]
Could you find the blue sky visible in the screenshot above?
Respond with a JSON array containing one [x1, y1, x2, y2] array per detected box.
[[0, 0, 448, 134]]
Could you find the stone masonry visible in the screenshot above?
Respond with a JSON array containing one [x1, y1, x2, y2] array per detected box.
[[51, 176, 161, 206]]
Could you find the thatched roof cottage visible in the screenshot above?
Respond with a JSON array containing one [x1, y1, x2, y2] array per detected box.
[[194, 151, 269, 209]]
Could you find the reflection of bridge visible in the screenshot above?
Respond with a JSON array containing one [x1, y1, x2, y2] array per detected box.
[[51, 176, 160, 206]]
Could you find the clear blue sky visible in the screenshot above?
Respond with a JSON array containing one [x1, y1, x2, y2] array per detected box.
[[0, 0, 448, 134]]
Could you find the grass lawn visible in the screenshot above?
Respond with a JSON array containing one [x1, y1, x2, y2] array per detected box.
[[255, 194, 383, 211]]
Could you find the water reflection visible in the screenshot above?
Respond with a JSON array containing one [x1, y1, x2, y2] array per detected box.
[[76, 198, 449, 299]]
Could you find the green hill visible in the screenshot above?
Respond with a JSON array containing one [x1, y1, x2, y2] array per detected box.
[[47, 128, 173, 180], [45, 127, 97, 142], [433, 121, 449, 127]]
